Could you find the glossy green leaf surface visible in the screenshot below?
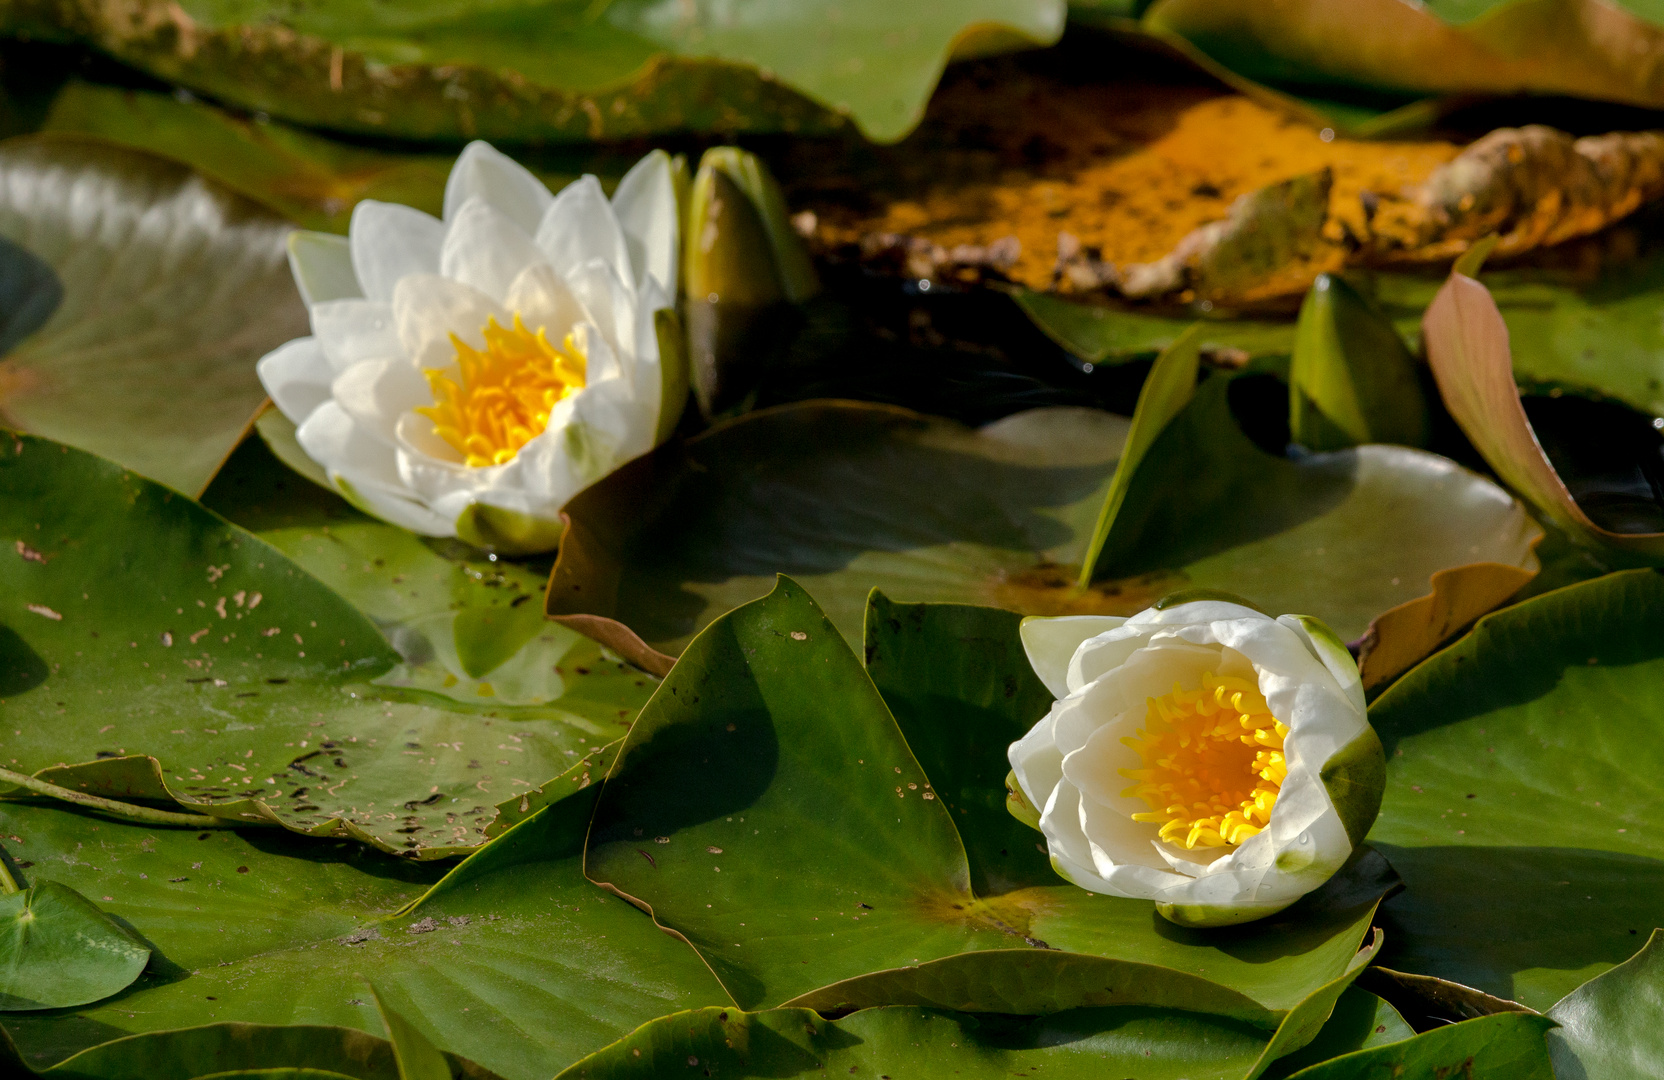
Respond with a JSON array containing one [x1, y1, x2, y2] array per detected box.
[[549, 396, 1539, 663], [586, 578, 1385, 1021], [1, 788, 727, 1078], [1546, 928, 1664, 1080], [1013, 289, 1296, 366], [1368, 569, 1664, 1009], [1085, 371, 1540, 641], [0, 881, 150, 1011], [3, 0, 1062, 144], [1144, 0, 1664, 112], [556, 1004, 1271, 1080], [1288, 274, 1428, 453], [369, 990, 450, 1080], [1079, 324, 1200, 585], [0, 432, 649, 857], [0, 137, 304, 496], [1259, 988, 1412, 1080], [40, 1021, 501, 1080], [1284, 1012, 1556, 1080], [861, 593, 1054, 896]]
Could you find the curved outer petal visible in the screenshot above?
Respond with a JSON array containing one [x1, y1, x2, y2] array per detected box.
[[442, 141, 552, 235], [1009, 602, 1377, 923], [257, 338, 333, 425], [332, 357, 431, 447], [287, 231, 361, 304], [348, 201, 445, 302], [296, 402, 453, 536], [611, 149, 680, 296], [391, 274, 506, 369], [1019, 615, 1128, 698]]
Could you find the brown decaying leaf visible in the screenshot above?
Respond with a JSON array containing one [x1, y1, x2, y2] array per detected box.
[[783, 55, 1664, 305], [1353, 557, 1538, 692], [1421, 271, 1664, 561]]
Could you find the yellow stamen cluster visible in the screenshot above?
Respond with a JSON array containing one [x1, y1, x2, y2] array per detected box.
[[1120, 672, 1288, 850], [417, 314, 586, 467]]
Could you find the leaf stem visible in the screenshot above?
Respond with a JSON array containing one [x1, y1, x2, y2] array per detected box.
[[0, 851, 18, 895], [0, 766, 238, 829]]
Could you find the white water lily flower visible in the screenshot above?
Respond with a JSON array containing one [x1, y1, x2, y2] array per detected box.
[[258, 141, 685, 554], [1007, 598, 1384, 927]]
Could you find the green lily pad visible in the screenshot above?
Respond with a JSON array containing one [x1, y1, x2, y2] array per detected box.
[[0, 137, 304, 497], [0, 880, 150, 1011], [586, 577, 1386, 1022], [1288, 273, 1428, 453], [0, 782, 728, 1078], [1546, 927, 1664, 1080], [1283, 1012, 1556, 1080], [555, 1004, 1271, 1080], [0, 432, 649, 857], [3, 0, 1062, 144], [1259, 987, 1412, 1080], [1142, 0, 1664, 113], [1367, 568, 1664, 1009], [39, 1021, 501, 1079], [549, 397, 1541, 679], [1012, 289, 1297, 366]]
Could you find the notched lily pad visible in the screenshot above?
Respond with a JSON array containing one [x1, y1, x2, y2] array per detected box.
[[0, 432, 649, 858]]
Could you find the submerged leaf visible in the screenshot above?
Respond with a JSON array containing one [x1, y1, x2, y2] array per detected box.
[[0, 137, 303, 496], [0, 880, 150, 1011]]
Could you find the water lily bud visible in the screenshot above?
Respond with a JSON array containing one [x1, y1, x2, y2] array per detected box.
[[256, 141, 687, 555], [684, 147, 819, 417], [1007, 599, 1384, 927], [1289, 273, 1430, 452]]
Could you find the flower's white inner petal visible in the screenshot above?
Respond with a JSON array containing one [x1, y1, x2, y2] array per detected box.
[[611, 149, 679, 295], [1062, 713, 1153, 819], [257, 338, 333, 424], [537, 175, 631, 279], [391, 274, 508, 369], [1068, 629, 1149, 694], [1053, 640, 1219, 759], [442, 141, 553, 233], [564, 256, 636, 365], [504, 263, 585, 341], [394, 409, 465, 467], [349, 201, 445, 302], [309, 299, 400, 375], [1020, 616, 1130, 699], [440, 196, 549, 303], [1077, 789, 1167, 877], [574, 322, 623, 387], [331, 358, 432, 446], [287, 231, 361, 305], [1152, 839, 1229, 876]]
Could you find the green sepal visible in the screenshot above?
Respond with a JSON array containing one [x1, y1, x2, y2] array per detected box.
[[454, 503, 565, 556], [1157, 896, 1299, 929], [1289, 273, 1429, 452], [1154, 588, 1269, 614], [653, 306, 690, 444], [1321, 726, 1387, 851], [1005, 769, 1042, 832]]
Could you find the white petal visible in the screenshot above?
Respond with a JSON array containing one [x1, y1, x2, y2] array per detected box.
[[537, 175, 631, 280], [349, 200, 445, 302], [1008, 704, 1064, 820], [443, 141, 553, 234], [504, 263, 585, 341], [1061, 717, 1151, 822], [1068, 628, 1153, 695], [1278, 614, 1367, 717], [257, 338, 334, 424], [391, 274, 507, 369], [1036, 781, 1120, 895], [611, 149, 679, 295], [298, 402, 451, 535], [574, 322, 623, 387], [440, 196, 549, 303], [310, 299, 401, 374], [565, 256, 637, 365], [287, 231, 361, 304], [332, 358, 432, 446], [1020, 615, 1129, 699]]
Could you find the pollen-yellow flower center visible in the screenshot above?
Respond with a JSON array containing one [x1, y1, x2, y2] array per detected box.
[[1120, 672, 1288, 850], [417, 314, 586, 467]]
